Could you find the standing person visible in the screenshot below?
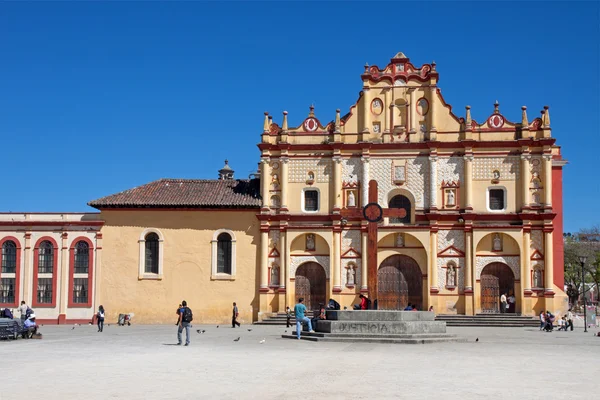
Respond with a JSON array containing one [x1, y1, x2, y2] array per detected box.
[[97, 305, 105, 332], [19, 301, 29, 323], [567, 309, 574, 331], [539, 311, 545, 331], [285, 306, 292, 328], [500, 293, 507, 314], [175, 303, 182, 325], [428, 306, 434, 312], [177, 300, 193, 346], [508, 294, 516, 313], [232, 302, 241, 328], [294, 298, 314, 339]]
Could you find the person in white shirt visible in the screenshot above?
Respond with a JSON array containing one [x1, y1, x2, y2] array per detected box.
[[539, 311, 545, 331], [500, 293, 507, 314]]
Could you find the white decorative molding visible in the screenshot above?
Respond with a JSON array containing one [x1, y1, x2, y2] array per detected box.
[[437, 257, 465, 289], [210, 229, 237, 280], [370, 157, 428, 208], [138, 228, 165, 280], [342, 157, 361, 184], [473, 156, 520, 181], [531, 230, 543, 253], [437, 230, 465, 253], [289, 159, 332, 183], [437, 156, 464, 186], [341, 230, 361, 253], [290, 256, 330, 279], [475, 256, 520, 280], [269, 230, 280, 248]]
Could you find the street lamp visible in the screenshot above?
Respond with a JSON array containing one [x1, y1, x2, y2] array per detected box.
[[578, 255, 588, 333]]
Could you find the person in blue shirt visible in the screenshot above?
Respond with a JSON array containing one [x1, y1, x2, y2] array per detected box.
[[23, 315, 38, 338], [294, 298, 314, 339], [404, 303, 413, 311]]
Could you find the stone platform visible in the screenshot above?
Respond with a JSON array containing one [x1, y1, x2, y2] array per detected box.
[[282, 310, 466, 344]]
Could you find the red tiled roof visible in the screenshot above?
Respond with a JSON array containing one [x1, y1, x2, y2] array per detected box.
[[88, 179, 261, 209]]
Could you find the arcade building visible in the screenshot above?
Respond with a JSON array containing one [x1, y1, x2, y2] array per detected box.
[[0, 52, 568, 324]]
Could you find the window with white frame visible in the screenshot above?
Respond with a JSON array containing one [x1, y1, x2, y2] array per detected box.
[[0, 278, 15, 304], [211, 229, 237, 279], [138, 229, 164, 279], [302, 189, 319, 212], [487, 187, 506, 211]]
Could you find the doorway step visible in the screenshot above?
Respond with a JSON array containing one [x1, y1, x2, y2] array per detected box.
[[435, 314, 539, 327], [281, 310, 465, 344], [254, 311, 314, 326]]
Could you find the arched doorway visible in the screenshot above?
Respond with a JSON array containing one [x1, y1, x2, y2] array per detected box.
[[377, 255, 422, 310], [295, 262, 326, 310], [388, 195, 411, 224], [480, 262, 515, 313]]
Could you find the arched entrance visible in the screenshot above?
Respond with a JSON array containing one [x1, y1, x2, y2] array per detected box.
[[377, 255, 422, 310], [295, 262, 326, 310], [480, 262, 515, 313]]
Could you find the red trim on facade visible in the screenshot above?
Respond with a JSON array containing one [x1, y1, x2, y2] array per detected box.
[[99, 208, 256, 212], [552, 163, 565, 289], [0, 221, 103, 227], [67, 237, 94, 308], [32, 236, 59, 308], [0, 236, 22, 308]]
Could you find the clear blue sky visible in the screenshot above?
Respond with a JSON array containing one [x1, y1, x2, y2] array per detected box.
[[1, 2, 598, 233]]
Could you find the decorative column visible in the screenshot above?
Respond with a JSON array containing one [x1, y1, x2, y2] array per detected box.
[[522, 229, 531, 293], [362, 87, 371, 134], [429, 86, 437, 140], [332, 230, 341, 292], [259, 228, 269, 291], [361, 156, 370, 207], [543, 154, 553, 209], [521, 154, 531, 210], [463, 154, 473, 210], [23, 233, 32, 304], [333, 156, 342, 211], [409, 88, 417, 133], [429, 229, 439, 291], [94, 232, 103, 313], [361, 230, 368, 292], [384, 89, 391, 133], [464, 230, 473, 291], [59, 232, 69, 321], [279, 229, 287, 312], [429, 155, 438, 210], [544, 229, 554, 294], [260, 157, 271, 211], [280, 157, 289, 212]]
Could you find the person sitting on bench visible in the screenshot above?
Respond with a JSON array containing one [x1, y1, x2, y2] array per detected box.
[[23, 314, 38, 338]]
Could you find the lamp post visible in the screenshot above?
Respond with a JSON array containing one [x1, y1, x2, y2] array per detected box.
[[578, 255, 588, 333]]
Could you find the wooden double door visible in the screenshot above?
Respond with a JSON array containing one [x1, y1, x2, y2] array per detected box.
[[480, 262, 515, 313], [295, 262, 326, 310], [377, 255, 423, 310]]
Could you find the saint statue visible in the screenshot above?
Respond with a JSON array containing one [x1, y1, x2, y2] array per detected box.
[[533, 269, 543, 288], [347, 191, 356, 207], [396, 233, 405, 247], [492, 233, 502, 251], [447, 267, 456, 287], [306, 234, 315, 251], [447, 190, 455, 206], [347, 267, 355, 286], [271, 265, 280, 287], [493, 170, 500, 180]]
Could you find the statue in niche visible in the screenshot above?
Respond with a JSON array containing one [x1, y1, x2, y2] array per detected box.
[[492, 233, 503, 252], [347, 191, 356, 207], [307, 171, 315, 181], [533, 268, 543, 288], [396, 233, 405, 247], [493, 170, 501, 181], [447, 266, 457, 287], [271, 174, 280, 190], [271, 265, 280, 286], [347, 267, 355, 286], [270, 195, 280, 208], [306, 234, 315, 251], [447, 190, 455, 206], [532, 192, 540, 204]]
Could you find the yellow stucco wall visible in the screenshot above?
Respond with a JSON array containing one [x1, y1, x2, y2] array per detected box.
[[99, 210, 259, 324]]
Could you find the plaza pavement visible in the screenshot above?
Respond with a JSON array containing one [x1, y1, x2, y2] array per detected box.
[[1, 323, 599, 400]]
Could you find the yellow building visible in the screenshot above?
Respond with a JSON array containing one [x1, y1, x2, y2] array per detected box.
[[0, 52, 568, 323]]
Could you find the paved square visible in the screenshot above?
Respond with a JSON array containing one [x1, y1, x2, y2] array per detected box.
[[1, 324, 598, 399]]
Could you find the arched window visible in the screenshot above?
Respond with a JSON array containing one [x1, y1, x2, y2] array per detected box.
[[38, 241, 54, 274], [145, 233, 160, 274], [217, 233, 232, 274], [74, 241, 89, 274], [2, 240, 17, 273], [389, 195, 411, 224]]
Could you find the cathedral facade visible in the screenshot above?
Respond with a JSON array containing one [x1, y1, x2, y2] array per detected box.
[[0, 53, 567, 323]]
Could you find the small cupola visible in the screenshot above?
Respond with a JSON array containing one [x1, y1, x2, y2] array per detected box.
[[218, 159, 235, 180]]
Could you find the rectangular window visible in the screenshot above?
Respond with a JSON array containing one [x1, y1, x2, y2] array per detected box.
[[37, 278, 53, 304], [304, 190, 319, 212], [217, 240, 232, 274], [2, 249, 16, 274], [489, 189, 505, 210], [72, 278, 88, 304], [38, 253, 53, 273], [0, 278, 15, 304]]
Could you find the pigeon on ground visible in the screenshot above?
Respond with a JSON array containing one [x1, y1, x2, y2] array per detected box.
[[475, 338, 479, 342], [202, 330, 205, 333], [71, 327, 75, 330], [234, 337, 241, 342], [284, 330, 287, 333], [196, 329, 201, 334], [247, 329, 252, 332], [259, 338, 266, 344], [217, 325, 219, 328]]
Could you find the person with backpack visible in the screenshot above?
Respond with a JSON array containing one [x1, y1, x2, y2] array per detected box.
[[178, 300, 193, 346], [97, 305, 105, 332]]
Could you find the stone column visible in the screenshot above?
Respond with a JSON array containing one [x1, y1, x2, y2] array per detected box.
[[260, 229, 269, 291], [429, 155, 438, 210], [279, 230, 287, 311], [409, 88, 417, 133], [544, 230, 554, 294], [362, 88, 370, 134], [280, 157, 289, 211], [384, 88, 391, 133], [464, 231, 473, 291], [521, 154, 531, 209], [361, 231, 368, 291], [260, 158, 271, 210], [429, 230, 438, 291], [333, 156, 342, 211], [543, 154, 553, 208], [94, 232, 103, 312], [463, 154, 473, 210], [361, 156, 370, 207], [429, 87, 437, 140], [22, 233, 32, 304], [332, 230, 341, 292], [522, 230, 531, 292], [59, 232, 69, 319]]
